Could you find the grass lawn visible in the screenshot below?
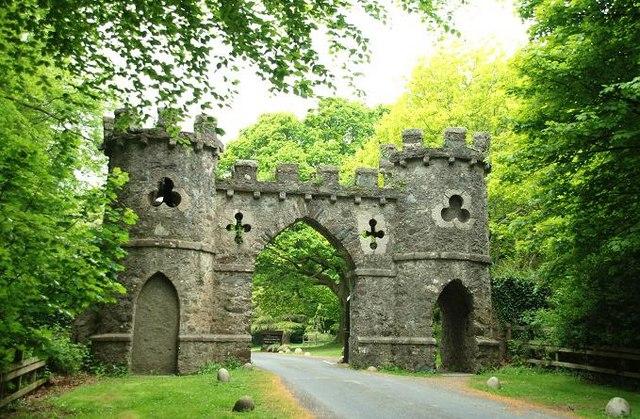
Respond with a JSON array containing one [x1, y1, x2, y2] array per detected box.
[[471, 366, 640, 418], [11, 368, 310, 419], [287, 341, 343, 357]]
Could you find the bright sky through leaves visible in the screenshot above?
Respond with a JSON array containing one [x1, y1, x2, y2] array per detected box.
[[203, 0, 527, 142]]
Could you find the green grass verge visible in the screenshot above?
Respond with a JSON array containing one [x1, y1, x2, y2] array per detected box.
[[376, 364, 439, 377], [252, 341, 343, 357], [12, 369, 309, 419], [471, 366, 640, 418], [288, 341, 343, 357]]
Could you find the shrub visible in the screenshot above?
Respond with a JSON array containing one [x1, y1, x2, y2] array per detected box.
[[44, 333, 88, 375]]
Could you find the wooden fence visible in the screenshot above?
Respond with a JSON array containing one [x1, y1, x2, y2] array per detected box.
[[0, 357, 49, 408], [505, 324, 640, 380]]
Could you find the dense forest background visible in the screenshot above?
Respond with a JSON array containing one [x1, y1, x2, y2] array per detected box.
[[1, 0, 638, 371]]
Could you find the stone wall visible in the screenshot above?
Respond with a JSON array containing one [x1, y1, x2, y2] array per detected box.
[[88, 111, 500, 373]]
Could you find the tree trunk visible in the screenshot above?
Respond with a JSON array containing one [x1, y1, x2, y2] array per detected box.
[[333, 279, 350, 345]]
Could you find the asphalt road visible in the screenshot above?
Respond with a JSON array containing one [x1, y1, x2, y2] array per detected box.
[[252, 353, 560, 419]]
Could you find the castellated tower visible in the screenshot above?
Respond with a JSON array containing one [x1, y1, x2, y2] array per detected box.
[[378, 128, 496, 371], [90, 112, 500, 374], [95, 110, 225, 374]]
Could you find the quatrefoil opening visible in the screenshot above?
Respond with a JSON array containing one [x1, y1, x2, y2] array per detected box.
[[226, 212, 252, 244], [364, 218, 385, 250], [441, 195, 470, 223]]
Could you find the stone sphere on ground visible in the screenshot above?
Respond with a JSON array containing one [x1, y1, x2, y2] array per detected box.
[[366, 366, 377, 372], [232, 395, 255, 412], [338, 356, 344, 363], [217, 368, 230, 382], [606, 397, 630, 417], [304, 352, 311, 356], [243, 362, 253, 369], [294, 347, 303, 354], [486, 376, 501, 389]]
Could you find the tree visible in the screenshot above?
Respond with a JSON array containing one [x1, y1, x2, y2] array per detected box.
[[221, 98, 385, 343], [1, 0, 462, 117], [253, 222, 345, 343], [0, 70, 136, 368], [509, 0, 640, 346], [341, 45, 517, 174]]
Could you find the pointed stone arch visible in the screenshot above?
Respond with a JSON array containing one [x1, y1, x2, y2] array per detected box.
[[255, 215, 357, 362], [131, 272, 180, 374], [435, 279, 475, 372]]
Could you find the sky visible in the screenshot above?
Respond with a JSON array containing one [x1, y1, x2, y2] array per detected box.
[[208, 0, 528, 144]]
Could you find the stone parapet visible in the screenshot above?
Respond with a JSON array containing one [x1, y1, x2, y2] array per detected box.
[[102, 109, 224, 154], [217, 161, 399, 203], [382, 128, 491, 172]]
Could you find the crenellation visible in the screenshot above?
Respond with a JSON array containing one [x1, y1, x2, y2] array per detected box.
[[113, 107, 141, 132], [103, 110, 223, 154], [103, 116, 115, 139], [355, 167, 378, 188], [316, 164, 340, 187], [443, 127, 467, 149], [156, 107, 179, 129], [402, 128, 423, 146], [233, 160, 258, 182], [276, 163, 300, 182], [382, 129, 490, 173], [473, 132, 490, 155]]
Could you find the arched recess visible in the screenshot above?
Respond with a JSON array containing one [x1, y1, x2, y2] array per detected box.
[[131, 272, 180, 374], [254, 216, 357, 362], [435, 279, 475, 372]]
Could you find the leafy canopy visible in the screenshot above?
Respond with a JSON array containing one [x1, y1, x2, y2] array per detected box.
[[0, 70, 136, 368], [1, 0, 463, 114], [510, 0, 640, 346]]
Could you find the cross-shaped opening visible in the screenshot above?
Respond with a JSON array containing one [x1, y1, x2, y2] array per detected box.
[[150, 177, 181, 208], [226, 212, 252, 244], [364, 218, 385, 250], [441, 195, 470, 223]]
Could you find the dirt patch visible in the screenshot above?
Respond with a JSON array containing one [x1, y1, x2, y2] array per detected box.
[[267, 374, 314, 419], [3, 373, 97, 418]]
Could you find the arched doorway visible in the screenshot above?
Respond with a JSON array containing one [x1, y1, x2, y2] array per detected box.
[[435, 279, 474, 372], [131, 273, 180, 374], [252, 219, 354, 362]]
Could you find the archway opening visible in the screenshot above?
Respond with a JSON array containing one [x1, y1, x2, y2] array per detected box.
[[131, 272, 180, 374], [252, 219, 354, 362], [434, 279, 474, 372]]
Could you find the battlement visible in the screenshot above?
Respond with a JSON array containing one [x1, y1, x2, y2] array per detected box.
[[381, 128, 491, 172], [216, 160, 397, 204], [215, 127, 490, 203], [102, 108, 224, 154]]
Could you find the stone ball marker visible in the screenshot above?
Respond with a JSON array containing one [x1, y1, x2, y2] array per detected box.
[[304, 352, 311, 356], [486, 376, 501, 390], [232, 395, 255, 412], [294, 347, 303, 354], [606, 397, 630, 417], [217, 367, 230, 382], [243, 362, 253, 369], [366, 366, 378, 372]]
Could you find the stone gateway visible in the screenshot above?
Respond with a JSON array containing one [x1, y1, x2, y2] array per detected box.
[[87, 113, 501, 374]]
